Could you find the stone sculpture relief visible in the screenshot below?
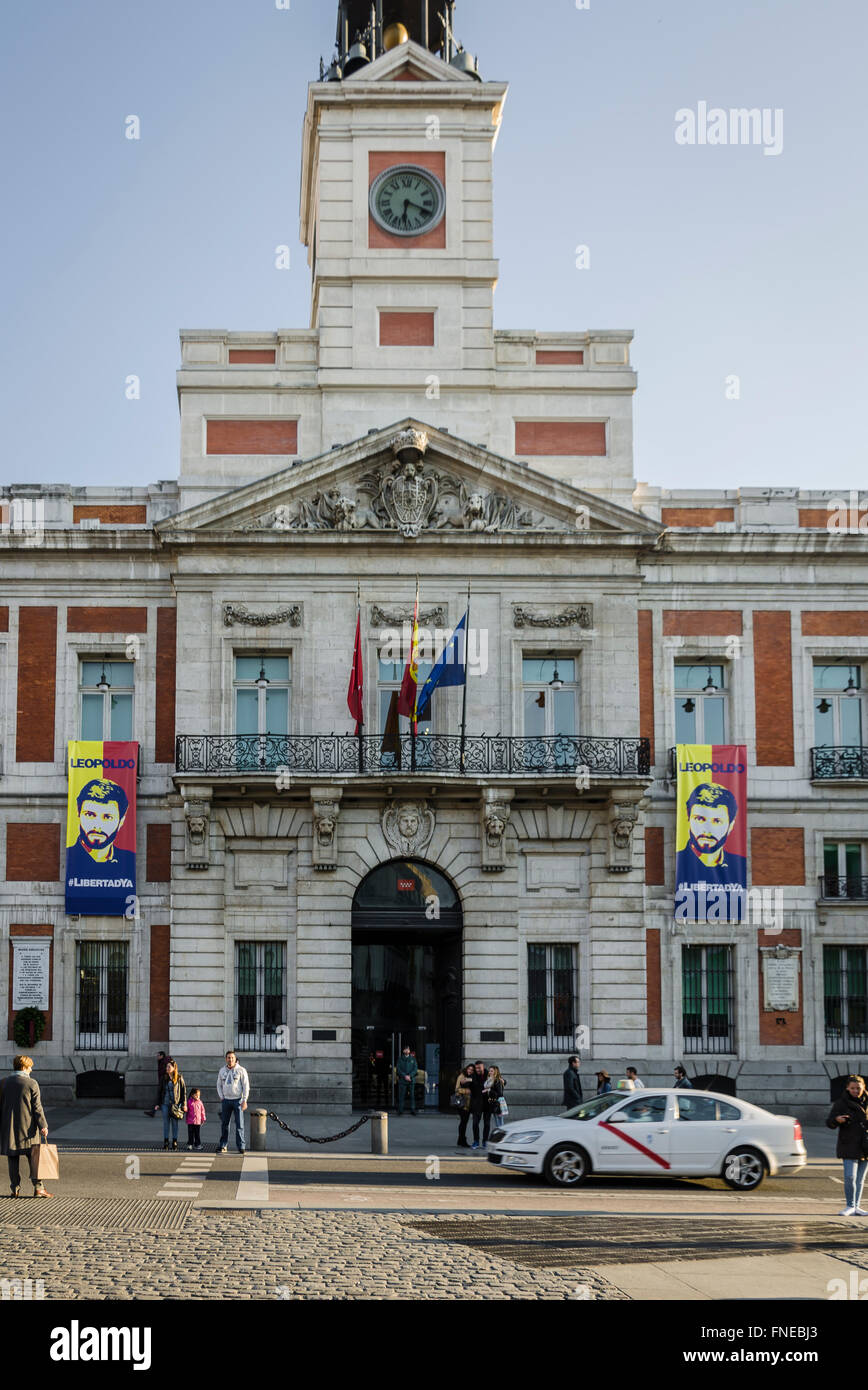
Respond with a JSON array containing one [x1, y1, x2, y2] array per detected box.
[[184, 799, 211, 871], [382, 800, 435, 858], [481, 789, 513, 872], [311, 788, 342, 872]]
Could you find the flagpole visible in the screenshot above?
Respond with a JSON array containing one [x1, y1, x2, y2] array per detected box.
[[356, 580, 363, 775], [410, 577, 419, 774], [460, 580, 471, 771]]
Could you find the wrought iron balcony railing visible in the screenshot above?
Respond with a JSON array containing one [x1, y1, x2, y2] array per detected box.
[[811, 747, 868, 779], [175, 733, 651, 779], [819, 875, 868, 901]]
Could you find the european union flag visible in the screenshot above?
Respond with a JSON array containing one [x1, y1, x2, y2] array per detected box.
[[416, 613, 467, 720]]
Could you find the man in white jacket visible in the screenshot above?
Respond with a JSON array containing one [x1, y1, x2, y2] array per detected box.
[[216, 1050, 250, 1154]]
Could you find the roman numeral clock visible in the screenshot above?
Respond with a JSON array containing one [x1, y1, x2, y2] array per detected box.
[[369, 164, 446, 236]]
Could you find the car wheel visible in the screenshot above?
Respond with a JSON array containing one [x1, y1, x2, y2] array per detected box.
[[722, 1147, 766, 1191], [544, 1143, 590, 1188]]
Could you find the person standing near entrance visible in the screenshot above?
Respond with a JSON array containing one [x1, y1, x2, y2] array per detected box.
[[454, 1065, 473, 1148], [563, 1056, 583, 1110], [468, 1060, 488, 1150], [217, 1050, 249, 1154], [0, 1056, 52, 1198], [396, 1045, 418, 1115], [160, 1058, 187, 1152]]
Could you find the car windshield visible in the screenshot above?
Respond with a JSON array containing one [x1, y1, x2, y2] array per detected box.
[[563, 1094, 624, 1121]]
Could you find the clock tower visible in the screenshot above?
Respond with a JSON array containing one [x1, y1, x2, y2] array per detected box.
[[300, 0, 506, 444]]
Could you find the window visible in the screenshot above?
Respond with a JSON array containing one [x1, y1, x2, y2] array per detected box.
[[565, 1093, 623, 1121], [80, 661, 134, 741], [527, 943, 579, 1053], [75, 941, 128, 1049], [676, 1095, 718, 1122], [377, 652, 433, 768], [234, 655, 290, 770], [522, 657, 578, 738], [674, 663, 726, 744], [682, 945, 735, 1053], [824, 946, 868, 1053], [235, 941, 286, 1051], [617, 1094, 668, 1122], [822, 842, 867, 900], [718, 1101, 742, 1121], [814, 663, 863, 748]]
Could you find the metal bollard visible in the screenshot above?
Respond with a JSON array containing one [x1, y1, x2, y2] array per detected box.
[[371, 1111, 388, 1155], [250, 1109, 268, 1152]]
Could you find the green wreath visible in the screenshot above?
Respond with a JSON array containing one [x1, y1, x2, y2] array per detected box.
[[13, 1008, 46, 1047]]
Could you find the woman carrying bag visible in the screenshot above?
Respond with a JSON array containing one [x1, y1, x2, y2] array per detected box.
[[453, 1065, 473, 1149], [826, 1074, 868, 1216], [483, 1066, 507, 1148], [160, 1057, 187, 1152]]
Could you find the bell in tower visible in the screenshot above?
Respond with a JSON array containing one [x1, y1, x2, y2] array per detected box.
[[330, 1, 479, 80]]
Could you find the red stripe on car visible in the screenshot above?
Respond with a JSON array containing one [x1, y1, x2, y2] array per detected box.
[[598, 1121, 671, 1169]]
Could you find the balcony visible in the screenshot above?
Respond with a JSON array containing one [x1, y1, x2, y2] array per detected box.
[[811, 747, 868, 779], [175, 733, 651, 780], [819, 875, 868, 902]]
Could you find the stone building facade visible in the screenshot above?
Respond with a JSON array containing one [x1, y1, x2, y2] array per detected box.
[[1, 14, 865, 1120]]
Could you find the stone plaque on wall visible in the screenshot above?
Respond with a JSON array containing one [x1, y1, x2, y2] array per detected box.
[[12, 939, 50, 1010], [762, 953, 800, 1012]]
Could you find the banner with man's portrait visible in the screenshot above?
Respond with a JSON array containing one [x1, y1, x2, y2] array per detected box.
[[65, 742, 138, 916], [674, 744, 747, 922]]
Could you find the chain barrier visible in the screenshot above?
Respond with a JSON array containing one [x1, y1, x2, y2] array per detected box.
[[266, 1110, 374, 1144]]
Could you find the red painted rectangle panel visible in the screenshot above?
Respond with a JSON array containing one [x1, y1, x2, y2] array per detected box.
[[514, 421, 606, 456], [206, 420, 298, 455]]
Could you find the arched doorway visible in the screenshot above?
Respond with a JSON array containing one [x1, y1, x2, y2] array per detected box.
[[351, 859, 462, 1111]]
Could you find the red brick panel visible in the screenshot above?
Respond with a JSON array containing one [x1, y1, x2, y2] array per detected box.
[[801, 611, 868, 637], [0, 608, 8, 632], [228, 349, 276, 364], [535, 350, 584, 366], [6, 824, 60, 881], [67, 607, 148, 634], [146, 823, 172, 882], [379, 312, 435, 347], [154, 608, 177, 765], [638, 609, 655, 765], [515, 422, 607, 456], [8, 924, 54, 1044], [661, 508, 735, 528], [73, 505, 147, 524], [645, 827, 665, 886], [390, 66, 431, 82], [206, 421, 298, 456], [799, 508, 868, 529], [757, 928, 804, 1045], [662, 610, 743, 637], [751, 828, 805, 886], [368, 150, 447, 250], [16, 607, 57, 763], [149, 924, 171, 1042], [646, 929, 662, 1045], [752, 611, 794, 766]]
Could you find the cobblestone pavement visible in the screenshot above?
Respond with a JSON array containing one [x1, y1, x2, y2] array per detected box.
[[0, 1210, 628, 1301]]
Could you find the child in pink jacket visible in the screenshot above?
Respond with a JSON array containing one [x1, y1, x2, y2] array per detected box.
[[186, 1087, 206, 1151]]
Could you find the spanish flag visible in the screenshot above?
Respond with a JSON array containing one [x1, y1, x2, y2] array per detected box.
[[397, 582, 420, 732]]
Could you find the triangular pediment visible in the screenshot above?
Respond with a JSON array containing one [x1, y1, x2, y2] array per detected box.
[[158, 421, 660, 542], [344, 40, 473, 84]]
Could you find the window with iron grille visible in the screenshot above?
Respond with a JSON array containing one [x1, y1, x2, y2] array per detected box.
[[75, 940, 128, 1050], [234, 941, 286, 1052], [824, 946, 868, 1054], [681, 945, 735, 1054], [527, 944, 579, 1053]]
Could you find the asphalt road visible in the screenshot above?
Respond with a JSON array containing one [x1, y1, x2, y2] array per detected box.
[[16, 1149, 846, 1205]]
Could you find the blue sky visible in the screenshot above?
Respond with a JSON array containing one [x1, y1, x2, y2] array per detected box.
[[1, 0, 865, 492]]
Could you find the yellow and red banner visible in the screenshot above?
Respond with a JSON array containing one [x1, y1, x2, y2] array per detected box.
[[65, 742, 138, 917], [674, 744, 747, 922]]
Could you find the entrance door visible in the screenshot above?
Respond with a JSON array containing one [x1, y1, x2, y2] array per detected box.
[[351, 860, 462, 1111]]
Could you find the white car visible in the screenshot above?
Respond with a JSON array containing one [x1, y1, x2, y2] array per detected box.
[[486, 1088, 807, 1190]]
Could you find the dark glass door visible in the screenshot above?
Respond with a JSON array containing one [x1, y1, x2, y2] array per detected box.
[[351, 934, 462, 1110]]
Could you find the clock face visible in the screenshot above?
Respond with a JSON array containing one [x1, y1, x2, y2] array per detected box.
[[369, 165, 445, 237]]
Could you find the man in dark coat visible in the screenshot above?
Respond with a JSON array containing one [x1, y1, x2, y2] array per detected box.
[[826, 1074, 868, 1215], [563, 1056, 584, 1110], [468, 1060, 488, 1149], [0, 1055, 52, 1197]]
